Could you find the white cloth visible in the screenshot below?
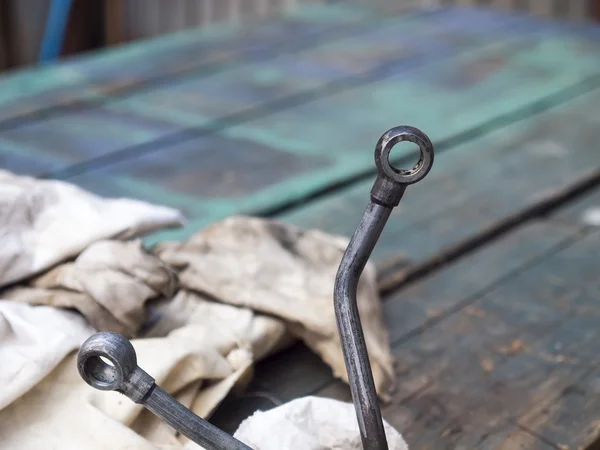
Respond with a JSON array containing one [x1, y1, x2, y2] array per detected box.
[[0, 295, 290, 450], [0, 175, 403, 449], [232, 396, 409, 450], [3, 239, 179, 337], [155, 216, 395, 400], [0, 301, 94, 410], [0, 170, 184, 288]]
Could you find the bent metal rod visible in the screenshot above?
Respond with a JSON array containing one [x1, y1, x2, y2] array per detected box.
[[77, 125, 435, 450]]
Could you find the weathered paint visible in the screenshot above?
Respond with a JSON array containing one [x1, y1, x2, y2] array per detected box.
[[121, 51, 600, 248], [278, 85, 600, 265], [98, 6, 533, 126], [0, 2, 421, 125], [379, 228, 600, 449], [4, 19, 592, 245], [0, 7, 525, 176], [64, 133, 330, 221], [0, 107, 183, 175], [516, 366, 600, 449]]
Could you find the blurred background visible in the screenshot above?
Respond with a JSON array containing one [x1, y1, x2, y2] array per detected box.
[[1, 0, 600, 72], [4, 1, 600, 449]]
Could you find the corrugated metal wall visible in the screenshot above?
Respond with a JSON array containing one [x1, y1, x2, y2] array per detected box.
[[0, 0, 597, 71], [108, 0, 594, 42], [108, 0, 596, 44], [107, 0, 314, 43], [445, 0, 591, 21]]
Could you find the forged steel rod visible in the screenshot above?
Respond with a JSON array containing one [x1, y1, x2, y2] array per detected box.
[[334, 126, 434, 450], [77, 332, 252, 450]]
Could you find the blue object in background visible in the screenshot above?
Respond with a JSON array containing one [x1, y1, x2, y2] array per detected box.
[[38, 0, 73, 63]]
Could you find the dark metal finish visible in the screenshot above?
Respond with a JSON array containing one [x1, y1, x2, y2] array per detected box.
[[77, 332, 252, 450], [76, 125, 433, 450], [334, 126, 434, 450]]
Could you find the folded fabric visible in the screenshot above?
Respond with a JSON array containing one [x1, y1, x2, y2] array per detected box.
[[0, 292, 290, 450], [154, 216, 395, 400], [3, 240, 179, 337], [0, 170, 184, 289], [231, 396, 409, 450], [0, 301, 95, 411], [142, 289, 295, 362]]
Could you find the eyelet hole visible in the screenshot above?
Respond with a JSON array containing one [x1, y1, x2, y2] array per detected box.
[[83, 355, 119, 388], [386, 141, 422, 174]]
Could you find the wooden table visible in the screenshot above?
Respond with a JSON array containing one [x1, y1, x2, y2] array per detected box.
[[3, 2, 600, 448]]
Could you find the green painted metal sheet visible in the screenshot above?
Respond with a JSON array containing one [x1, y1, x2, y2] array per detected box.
[[95, 7, 530, 128], [0, 6, 526, 177], [0, 2, 413, 125], [3, 6, 600, 259], [276, 87, 600, 264], [45, 25, 600, 246]]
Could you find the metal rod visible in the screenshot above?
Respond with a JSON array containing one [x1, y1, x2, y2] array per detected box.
[[76, 125, 433, 450], [334, 126, 434, 450], [334, 202, 394, 450], [77, 332, 252, 450]]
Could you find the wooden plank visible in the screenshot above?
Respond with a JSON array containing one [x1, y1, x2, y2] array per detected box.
[[0, 10, 531, 170], [0, 106, 184, 176], [274, 86, 600, 271], [467, 425, 558, 450], [210, 221, 581, 426], [0, 4, 584, 130], [0, 148, 57, 176], [454, 426, 558, 450], [41, 22, 600, 244], [3, 5, 508, 135], [381, 222, 586, 346], [550, 185, 600, 227], [0, 1, 401, 125], [385, 325, 598, 449], [405, 246, 600, 448], [0, 5, 592, 166], [318, 227, 600, 449], [516, 367, 600, 449], [101, 6, 527, 128]]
